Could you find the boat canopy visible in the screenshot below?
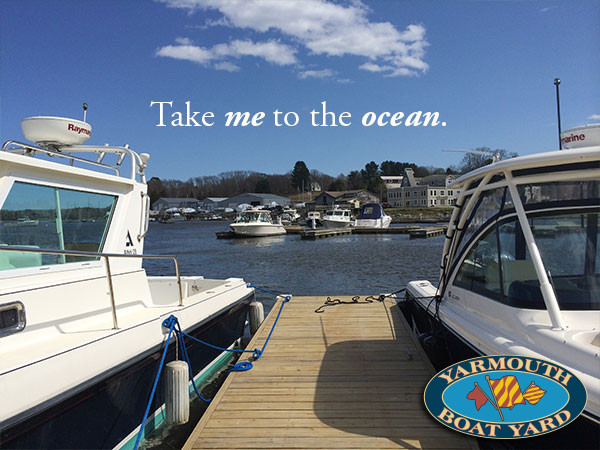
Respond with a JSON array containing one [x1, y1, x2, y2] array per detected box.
[[357, 203, 385, 220]]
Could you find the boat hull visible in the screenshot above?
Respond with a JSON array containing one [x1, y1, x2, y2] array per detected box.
[[0, 301, 249, 450], [229, 223, 286, 236], [354, 217, 392, 229], [400, 295, 600, 448]]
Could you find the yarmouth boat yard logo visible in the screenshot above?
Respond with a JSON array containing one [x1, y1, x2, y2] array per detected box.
[[424, 356, 587, 439]]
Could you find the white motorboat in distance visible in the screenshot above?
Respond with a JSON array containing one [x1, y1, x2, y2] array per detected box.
[[321, 206, 352, 228], [354, 203, 392, 229], [0, 115, 254, 449], [403, 132, 600, 444], [229, 209, 286, 237]]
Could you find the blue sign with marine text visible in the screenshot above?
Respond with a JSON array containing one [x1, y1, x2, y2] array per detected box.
[[424, 356, 587, 439]]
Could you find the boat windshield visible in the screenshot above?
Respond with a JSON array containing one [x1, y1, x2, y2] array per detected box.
[[236, 212, 270, 223], [454, 208, 600, 310]]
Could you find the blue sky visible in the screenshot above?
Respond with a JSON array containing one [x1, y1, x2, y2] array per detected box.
[[1, 0, 599, 181]]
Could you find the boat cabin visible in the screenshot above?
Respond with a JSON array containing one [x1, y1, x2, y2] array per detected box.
[[439, 148, 599, 323]]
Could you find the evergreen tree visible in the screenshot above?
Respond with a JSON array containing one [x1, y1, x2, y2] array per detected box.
[[291, 161, 311, 191]]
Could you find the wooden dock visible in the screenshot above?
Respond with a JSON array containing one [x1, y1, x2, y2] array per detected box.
[[217, 226, 447, 240], [182, 296, 478, 450], [300, 228, 353, 240], [408, 227, 446, 239]]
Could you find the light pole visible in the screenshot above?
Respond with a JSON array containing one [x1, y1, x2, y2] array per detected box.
[[554, 78, 562, 150]]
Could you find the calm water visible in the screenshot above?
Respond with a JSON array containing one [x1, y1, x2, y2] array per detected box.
[[143, 220, 445, 297]]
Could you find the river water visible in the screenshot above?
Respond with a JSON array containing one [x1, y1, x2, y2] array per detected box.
[[143, 220, 445, 297], [139, 220, 445, 449]]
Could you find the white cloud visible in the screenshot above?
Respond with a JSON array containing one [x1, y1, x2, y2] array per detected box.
[[174, 37, 193, 45], [157, 0, 429, 77], [587, 114, 600, 120], [214, 61, 240, 72], [298, 69, 334, 79], [156, 44, 213, 64], [156, 39, 297, 68]]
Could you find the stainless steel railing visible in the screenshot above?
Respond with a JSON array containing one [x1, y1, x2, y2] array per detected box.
[[2, 140, 122, 176], [0, 246, 183, 329]]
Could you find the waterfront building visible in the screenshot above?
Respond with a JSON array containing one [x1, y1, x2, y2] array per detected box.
[[309, 190, 380, 210], [198, 197, 227, 211], [380, 175, 404, 189], [223, 193, 291, 209], [387, 168, 460, 208], [151, 197, 202, 211]]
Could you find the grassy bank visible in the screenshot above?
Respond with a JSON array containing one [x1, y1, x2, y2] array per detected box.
[[385, 207, 452, 223]]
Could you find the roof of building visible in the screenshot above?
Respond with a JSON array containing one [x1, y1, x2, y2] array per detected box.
[[202, 197, 227, 202], [227, 192, 290, 199], [317, 190, 364, 198], [154, 197, 201, 203], [419, 174, 454, 185]]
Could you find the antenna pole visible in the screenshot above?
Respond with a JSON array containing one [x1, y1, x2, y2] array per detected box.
[[554, 78, 562, 150], [83, 102, 88, 123]]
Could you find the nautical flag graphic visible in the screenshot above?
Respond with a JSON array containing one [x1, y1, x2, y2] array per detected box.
[[523, 382, 547, 405], [467, 383, 489, 410], [488, 375, 526, 410]]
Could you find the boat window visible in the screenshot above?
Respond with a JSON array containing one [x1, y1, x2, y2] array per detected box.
[[0, 182, 117, 271], [454, 188, 507, 261], [512, 161, 600, 178], [454, 227, 502, 297], [453, 210, 600, 310], [517, 181, 599, 209]]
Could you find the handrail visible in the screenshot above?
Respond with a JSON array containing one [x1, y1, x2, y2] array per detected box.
[[138, 191, 150, 241], [2, 140, 121, 177], [0, 246, 184, 329]]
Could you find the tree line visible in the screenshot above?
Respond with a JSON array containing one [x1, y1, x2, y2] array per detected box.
[[147, 147, 514, 205]]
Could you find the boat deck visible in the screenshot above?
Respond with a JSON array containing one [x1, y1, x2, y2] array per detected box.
[[183, 296, 478, 449]]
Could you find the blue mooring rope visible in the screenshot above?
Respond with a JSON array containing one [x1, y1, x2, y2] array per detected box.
[[133, 285, 290, 450], [133, 318, 176, 450]]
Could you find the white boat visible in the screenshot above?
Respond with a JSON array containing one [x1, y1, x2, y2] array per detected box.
[[4, 217, 39, 227], [160, 211, 187, 223], [403, 133, 600, 440], [0, 116, 254, 449], [321, 206, 352, 228], [229, 209, 286, 237], [279, 208, 300, 224], [353, 203, 392, 229], [305, 211, 322, 227]]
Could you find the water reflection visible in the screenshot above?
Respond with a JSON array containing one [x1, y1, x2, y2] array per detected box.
[[227, 235, 286, 247], [143, 221, 444, 296]]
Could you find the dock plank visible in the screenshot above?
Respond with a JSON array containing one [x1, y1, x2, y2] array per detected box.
[[182, 297, 478, 450]]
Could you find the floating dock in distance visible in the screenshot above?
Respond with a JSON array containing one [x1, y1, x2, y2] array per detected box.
[[408, 227, 446, 239], [300, 228, 353, 240], [182, 296, 478, 450], [217, 226, 447, 239]]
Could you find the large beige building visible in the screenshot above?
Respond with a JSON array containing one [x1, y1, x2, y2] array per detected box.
[[387, 168, 460, 208]]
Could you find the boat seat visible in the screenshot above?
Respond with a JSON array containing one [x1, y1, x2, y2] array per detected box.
[[0, 245, 42, 270], [502, 260, 537, 293]]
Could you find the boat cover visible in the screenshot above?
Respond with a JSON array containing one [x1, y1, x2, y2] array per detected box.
[[356, 203, 385, 219]]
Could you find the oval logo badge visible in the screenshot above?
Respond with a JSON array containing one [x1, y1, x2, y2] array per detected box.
[[424, 356, 587, 439]]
